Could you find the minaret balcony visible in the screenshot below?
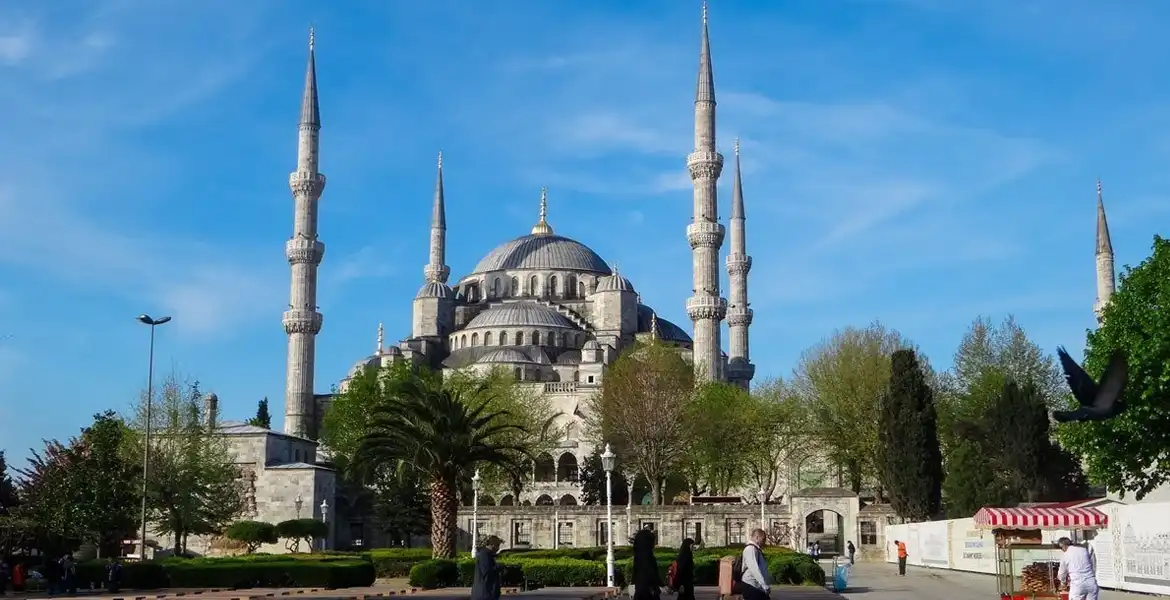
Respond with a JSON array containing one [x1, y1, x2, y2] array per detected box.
[[686, 296, 727, 321], [288, 171, 326, 197], [726, 254, 752, 275], [686, 222, 726, 249], [686, 150, 724, 180], [283, 309, 323, 335], [423, 264, 451, 284], [727, 360, 756, 382], [286, 238, 325, 265], [727, 307, 753, 327]]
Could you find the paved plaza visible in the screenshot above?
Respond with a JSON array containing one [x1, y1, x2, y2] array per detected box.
[[8, 564, 1167, 600]]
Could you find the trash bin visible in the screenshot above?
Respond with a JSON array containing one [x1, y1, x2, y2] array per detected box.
[[833, 562, 851, 592]]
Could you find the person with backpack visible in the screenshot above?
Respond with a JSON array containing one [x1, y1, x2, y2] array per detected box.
[[667, 538, 695, 600], [846, 540, 856, 565], [734, 529, 771, 600]]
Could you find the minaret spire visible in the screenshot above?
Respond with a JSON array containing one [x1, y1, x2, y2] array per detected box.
[[685, 2, 727, 382], [1094, 178, 1116, 323], [284, 27, 327, 439], [531, 187, 554, 236], [424, 151, 450, 283], [375, 322, 384, 357], [725, 137, 755, 389]]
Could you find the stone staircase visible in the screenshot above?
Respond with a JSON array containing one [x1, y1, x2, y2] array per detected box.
[[535, 299, 594, 332]]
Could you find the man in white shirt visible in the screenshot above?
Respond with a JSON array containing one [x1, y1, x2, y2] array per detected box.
[[1057, 537, 1099, 600], [739, 529, 772, 600]]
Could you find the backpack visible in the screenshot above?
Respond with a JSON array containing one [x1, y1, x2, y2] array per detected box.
[[666, 560, 679, 589], [730, 554, 744, 583]]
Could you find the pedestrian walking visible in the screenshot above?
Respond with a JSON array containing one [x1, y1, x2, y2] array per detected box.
[[471, 535, 504, 600]]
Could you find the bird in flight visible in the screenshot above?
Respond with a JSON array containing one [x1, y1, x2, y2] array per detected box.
[[1053, 347, 1128, 422]]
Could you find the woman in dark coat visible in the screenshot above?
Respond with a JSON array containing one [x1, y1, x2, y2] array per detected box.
[[471, 535, 504, 600], [675, 538, 696, 600], [631, 529, 661, 600]]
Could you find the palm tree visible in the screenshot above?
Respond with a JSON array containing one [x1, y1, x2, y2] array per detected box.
[[352, 373, 537, 558]]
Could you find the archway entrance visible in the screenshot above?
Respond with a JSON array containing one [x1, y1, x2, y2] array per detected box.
[[805, 509, 844, 555]]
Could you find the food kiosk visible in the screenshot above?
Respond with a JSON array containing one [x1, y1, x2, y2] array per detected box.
[[973, 506, 1108, 600]]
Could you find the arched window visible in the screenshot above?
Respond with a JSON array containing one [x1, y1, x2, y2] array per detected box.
[[578, 281, 586, 297], [461, 335, 467, 348], [484, 331, 493, 346], [500, 331, 508, 345], [566, 275, 577, 299], [529, 275, 539, 296], [532, 331, 541, 345], [471, 332, 479, 346], [549, 331, 557, 346], [490, 278, 501, 298], [513, 367, 522, 380], [515, 331, 523, 345], [511, 276, 519, 297], [549, 275, 558, 298]]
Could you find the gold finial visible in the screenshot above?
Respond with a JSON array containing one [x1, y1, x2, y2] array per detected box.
[[437, 150, 443, 170], [531, 187, 554, 235], [702, 1, 708, 25], [375, 322, 384, 356], [308, 27, 315, 52], [734, 137, 740, 156]]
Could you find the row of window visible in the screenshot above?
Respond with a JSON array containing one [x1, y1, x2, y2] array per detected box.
[[494, 518, 881, 548], [451, 329, 586, 349], [462, 274, 593, 303]]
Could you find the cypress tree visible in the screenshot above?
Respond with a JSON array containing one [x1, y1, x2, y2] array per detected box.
[[248, 397, 272, 429], [985, 381, 1049, 502], [878, 349, 944, 520]]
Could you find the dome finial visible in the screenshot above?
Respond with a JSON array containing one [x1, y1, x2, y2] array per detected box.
[[531, 187, 554, 235], [375, 322, 384, 356]]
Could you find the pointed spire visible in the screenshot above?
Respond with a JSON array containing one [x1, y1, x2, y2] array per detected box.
[[731, 138, 745, 220], [531, 187, 554, 235], [650, 311, 660, 341], [432, 151, 446, 229], [375, 322, 384, 357], [696, 1, 715, 104], [300, 27, 320, 127], [1096, 178, 1113, 256]]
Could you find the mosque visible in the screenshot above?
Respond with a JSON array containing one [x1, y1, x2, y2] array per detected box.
[[179, 6, 1126, 554]]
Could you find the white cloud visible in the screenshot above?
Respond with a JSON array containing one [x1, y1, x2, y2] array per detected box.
[[0, 29, 35, 66]]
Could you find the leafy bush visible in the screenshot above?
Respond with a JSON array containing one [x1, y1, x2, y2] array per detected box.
[[276, 519, 329, 553], [768, 553, 826, 586], [224, 521, 278, 553], [409, 559, 460, 588], [166, 559, 374, 589], [367, 548, 434, 578]]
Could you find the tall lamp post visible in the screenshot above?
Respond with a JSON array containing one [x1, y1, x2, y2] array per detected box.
[[601, 444, 616, 588], [625, 478, 634, 545], [320, 498, 329, 551], [757, 489, 767, 533], [136, 314, 171, 560], [471, 469, 481, 554], [295, 495, 304, 519]]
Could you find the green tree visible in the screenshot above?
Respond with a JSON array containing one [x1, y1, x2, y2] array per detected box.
[[351, 372, 539, 558], [792, 322, 915, 493], [224, 520, 277, 553], [577, 448, 630, 506], [275, 518, 328, 552], [942, 436, 1008, 517], [1056, 236, 1170, 500], [247, 398, 272, 429], [127, 374, 247, 554], [74, 411, 140, 556], [369, 467, 431, 547], [985, 381, 1050, 502], [877, 350, 944, 520], [740, 380, 812, 502], [585, 342, 695, 504], [13, 440, 80, 555], [683, 382, 755, 496], [0, 451, 16, 512]]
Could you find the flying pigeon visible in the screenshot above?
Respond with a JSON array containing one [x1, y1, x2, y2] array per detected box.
[[1052, 346, 1128, 423]]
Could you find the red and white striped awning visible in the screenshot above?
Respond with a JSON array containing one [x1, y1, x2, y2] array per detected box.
[[973, 506, 1108, 530]]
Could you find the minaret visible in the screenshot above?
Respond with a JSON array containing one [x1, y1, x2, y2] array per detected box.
[[424, 152, 450, 285], [725, 139, 755, 389], [1093, 179, 1116, 323], [375, 322, 384, 357], [283, 28, 327, 439], [685, 1, 727, 382]]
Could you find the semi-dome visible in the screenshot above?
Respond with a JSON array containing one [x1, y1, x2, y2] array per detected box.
[[595, 272, 635, 293], [416, 281, 455, 299], [471, 234, 612, 275], [478, 348, 535, 364], [465, 302, 578, 329], [636, 305, 692, 344]]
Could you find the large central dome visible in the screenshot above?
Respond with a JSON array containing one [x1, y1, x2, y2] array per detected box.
[[471, 234, 612, 275]]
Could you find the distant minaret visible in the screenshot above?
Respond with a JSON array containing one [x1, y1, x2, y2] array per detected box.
[[1093, 179, 1116, 323], [685, 1, 727, 382], [283, 28, 326, 439], [424, 152, 451, 285], [726, 139, 755, 389]]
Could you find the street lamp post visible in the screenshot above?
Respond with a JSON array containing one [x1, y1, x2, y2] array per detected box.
[[626, 479, 633, 545], [295, 495, 304, 519], [320, 499, 329, 551], [136, 314, 171, 560], [601, 444, 616, 588], [471, 469, 481, 554], [757, 489, 767, 533]]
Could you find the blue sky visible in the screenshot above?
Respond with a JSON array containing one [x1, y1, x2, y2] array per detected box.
[[2, 0, 1169, 463]]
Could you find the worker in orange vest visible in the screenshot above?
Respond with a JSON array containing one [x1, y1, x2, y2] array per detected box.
[[894, 540, 908, 576]]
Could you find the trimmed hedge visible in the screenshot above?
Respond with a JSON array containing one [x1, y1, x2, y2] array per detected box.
[[74, 554, 376, 591], [74, 561, 168, 590]]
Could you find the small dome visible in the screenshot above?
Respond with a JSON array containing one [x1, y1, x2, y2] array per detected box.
[[478, 348, 535, 364], [636, 305, 692, 344], [465, 302, 578, 329], [416, 281, 455, 300], [582, 339, 600, 351], [384, 345, 403, 356], [596, 273, 635, 293]]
